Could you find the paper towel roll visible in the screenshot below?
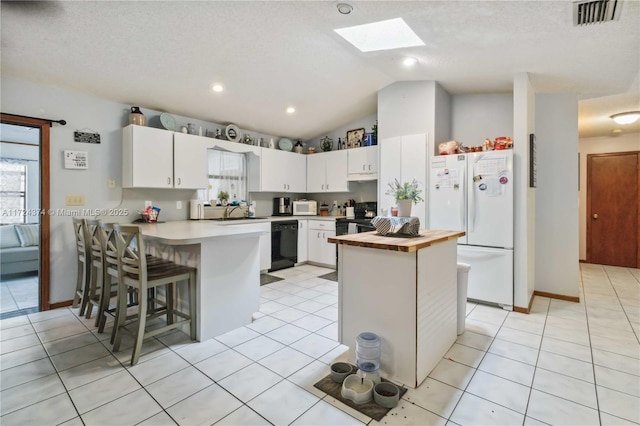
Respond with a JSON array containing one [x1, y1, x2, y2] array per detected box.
[[346, 207, 355, 219]]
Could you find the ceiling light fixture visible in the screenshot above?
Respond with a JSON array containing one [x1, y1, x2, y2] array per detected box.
[[610, 111, 640, 125], [286, 107, 296, 114], [334, 18, 425, 53], [403, 57, 418, 67], [211, 84, 224, 92], [336, 2, 353, 15]]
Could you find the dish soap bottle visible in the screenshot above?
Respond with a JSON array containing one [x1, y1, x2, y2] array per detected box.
[[248, 201, 256, 218]]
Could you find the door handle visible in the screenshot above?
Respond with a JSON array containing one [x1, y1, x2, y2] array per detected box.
[[593, 214, 599, 219]]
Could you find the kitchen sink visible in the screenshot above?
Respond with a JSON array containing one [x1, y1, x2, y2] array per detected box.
[[209, 217, 269, 221]]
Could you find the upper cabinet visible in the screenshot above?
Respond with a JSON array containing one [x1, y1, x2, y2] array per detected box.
[[173, 134, 211, 189], [307, 150, 349, 193], [378, 134, 428, 225], [347, 146, 378, 181], [248, 148, 306, 193], [122, 125, 209, 189]]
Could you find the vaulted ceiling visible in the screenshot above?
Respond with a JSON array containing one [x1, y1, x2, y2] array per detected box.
[[1, 0, 639, 140]]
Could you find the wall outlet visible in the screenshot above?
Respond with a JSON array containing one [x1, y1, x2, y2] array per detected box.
[[144, 200, 153, 208], [176, 201, 182, 209], [65, 195, 85, 206], [108, 179, 116, 189]]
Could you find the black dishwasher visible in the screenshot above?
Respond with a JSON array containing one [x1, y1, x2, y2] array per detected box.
[[270, 220, 298, 272]]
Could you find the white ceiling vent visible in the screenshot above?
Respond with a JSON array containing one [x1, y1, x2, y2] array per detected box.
[[573, 0, 621, 25]]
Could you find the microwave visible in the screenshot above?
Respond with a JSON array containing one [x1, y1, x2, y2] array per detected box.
[[293, 200, 317, 216]]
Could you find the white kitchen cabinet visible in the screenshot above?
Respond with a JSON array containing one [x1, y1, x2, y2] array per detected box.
[[250, 148, 306, 193], [173, 133, 211, 189], [297, 219, 308, 263], [347, 146, 378, 180], [257, 222, 271, 272], [308, 220, 336, 267], [122, 125, 208, 189], [379, 134, 428, 225], [307, 150, 349, 192]]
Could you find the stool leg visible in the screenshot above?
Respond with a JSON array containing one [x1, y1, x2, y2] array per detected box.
[[166, 283, 174, 326], [112, 280, 129, 351], [78, 259, 90, 316], [97, 273, 112, 332], [188, 271, 196, 340], [85, 262, 100, 319], [72, 258, 82, 308], [130, 288, 148, 366]]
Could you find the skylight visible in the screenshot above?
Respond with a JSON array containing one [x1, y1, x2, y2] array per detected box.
[[334, 18, 424, 53]]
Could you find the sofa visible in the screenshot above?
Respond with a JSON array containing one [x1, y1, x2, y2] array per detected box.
[[0, 224, 39, 275]]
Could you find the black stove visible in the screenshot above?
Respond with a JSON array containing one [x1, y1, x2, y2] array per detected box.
[[336, 202, 377, 236]]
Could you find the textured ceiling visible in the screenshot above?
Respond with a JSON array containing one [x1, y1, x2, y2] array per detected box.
[[1, 0, 639, 140]]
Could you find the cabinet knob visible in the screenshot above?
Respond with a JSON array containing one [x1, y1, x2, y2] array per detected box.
[[321, 184, 324, 190], [368, 165, 371, 171], [167, 177, 171, 185], [317, 232, 321, 238], [363, 165, 366, 171], [284, 184, 287, 190], [177, 177, 181, 186], [593, 213, 599, 219], [326, 184, 329, 190]]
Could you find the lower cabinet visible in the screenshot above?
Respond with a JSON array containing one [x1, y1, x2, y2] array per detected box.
[[308, 220, 336, 268], [297, 219, 308, 263], [256, 222, 271, 272]]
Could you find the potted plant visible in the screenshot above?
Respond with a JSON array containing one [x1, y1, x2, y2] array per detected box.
[[385, 178, 424, 217], [218, 190, 229, 206]]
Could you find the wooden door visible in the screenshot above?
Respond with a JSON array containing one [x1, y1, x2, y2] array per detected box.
[[587, 151, 640, 267]]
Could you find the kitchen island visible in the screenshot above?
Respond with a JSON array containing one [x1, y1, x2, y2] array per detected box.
[[328, 229, 465, 388], [137, 221, 267, 341]]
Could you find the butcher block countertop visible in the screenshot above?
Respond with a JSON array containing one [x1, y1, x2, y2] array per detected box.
[[328, 229, 465, 252]]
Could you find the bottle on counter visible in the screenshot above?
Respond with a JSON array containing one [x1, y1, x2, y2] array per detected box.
[[248, 201, 256, 218]]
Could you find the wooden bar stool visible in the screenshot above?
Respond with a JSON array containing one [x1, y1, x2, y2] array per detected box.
[[111, 224, 196, 365], [71, 218, 91, 316], [83, 219, 109, 320]]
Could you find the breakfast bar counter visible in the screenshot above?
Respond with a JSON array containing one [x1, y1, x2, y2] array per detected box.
[[328, 229, 465, 388], [137, 221, 266, 341]]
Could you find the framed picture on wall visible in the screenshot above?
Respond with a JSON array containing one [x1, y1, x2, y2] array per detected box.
[[529, 133, 537, 188]]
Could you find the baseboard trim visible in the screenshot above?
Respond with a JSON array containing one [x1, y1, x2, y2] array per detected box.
[[533, 291, 580, 303], [49, 299, 73, 310], [513, 292, 535, 314]]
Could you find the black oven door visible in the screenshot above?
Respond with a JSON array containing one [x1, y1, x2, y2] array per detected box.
[[356, 223, 376, 233]]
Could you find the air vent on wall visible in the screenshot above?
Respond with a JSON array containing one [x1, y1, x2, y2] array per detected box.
[[574, 0, 620, 25]]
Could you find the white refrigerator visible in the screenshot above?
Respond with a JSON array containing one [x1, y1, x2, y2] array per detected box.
[[429, 150, 514, 310]]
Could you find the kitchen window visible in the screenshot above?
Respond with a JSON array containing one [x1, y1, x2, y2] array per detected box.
[[197, 149, 246, 204], [0, 159, 28, 224]]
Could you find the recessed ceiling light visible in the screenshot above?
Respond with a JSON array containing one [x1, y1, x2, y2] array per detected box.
[[336, 2, 353, 14], [334, 18, 425, 53], [610, 111, 640, 125], [403, 57, 418, 67], [211, 84, 224, 92], [286, 107, 296, 114]]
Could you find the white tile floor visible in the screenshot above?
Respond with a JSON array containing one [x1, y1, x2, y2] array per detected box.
[[0, 273, 38, 316], [0, 263, 638, 425]]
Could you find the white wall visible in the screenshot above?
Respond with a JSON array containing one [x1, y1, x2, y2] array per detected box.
[[451, 94, 513, 146], [513, 73, 536, 310], [377, 81, 437, 140], [578, 133, 640, 260], [535, 94, 579, 298]]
